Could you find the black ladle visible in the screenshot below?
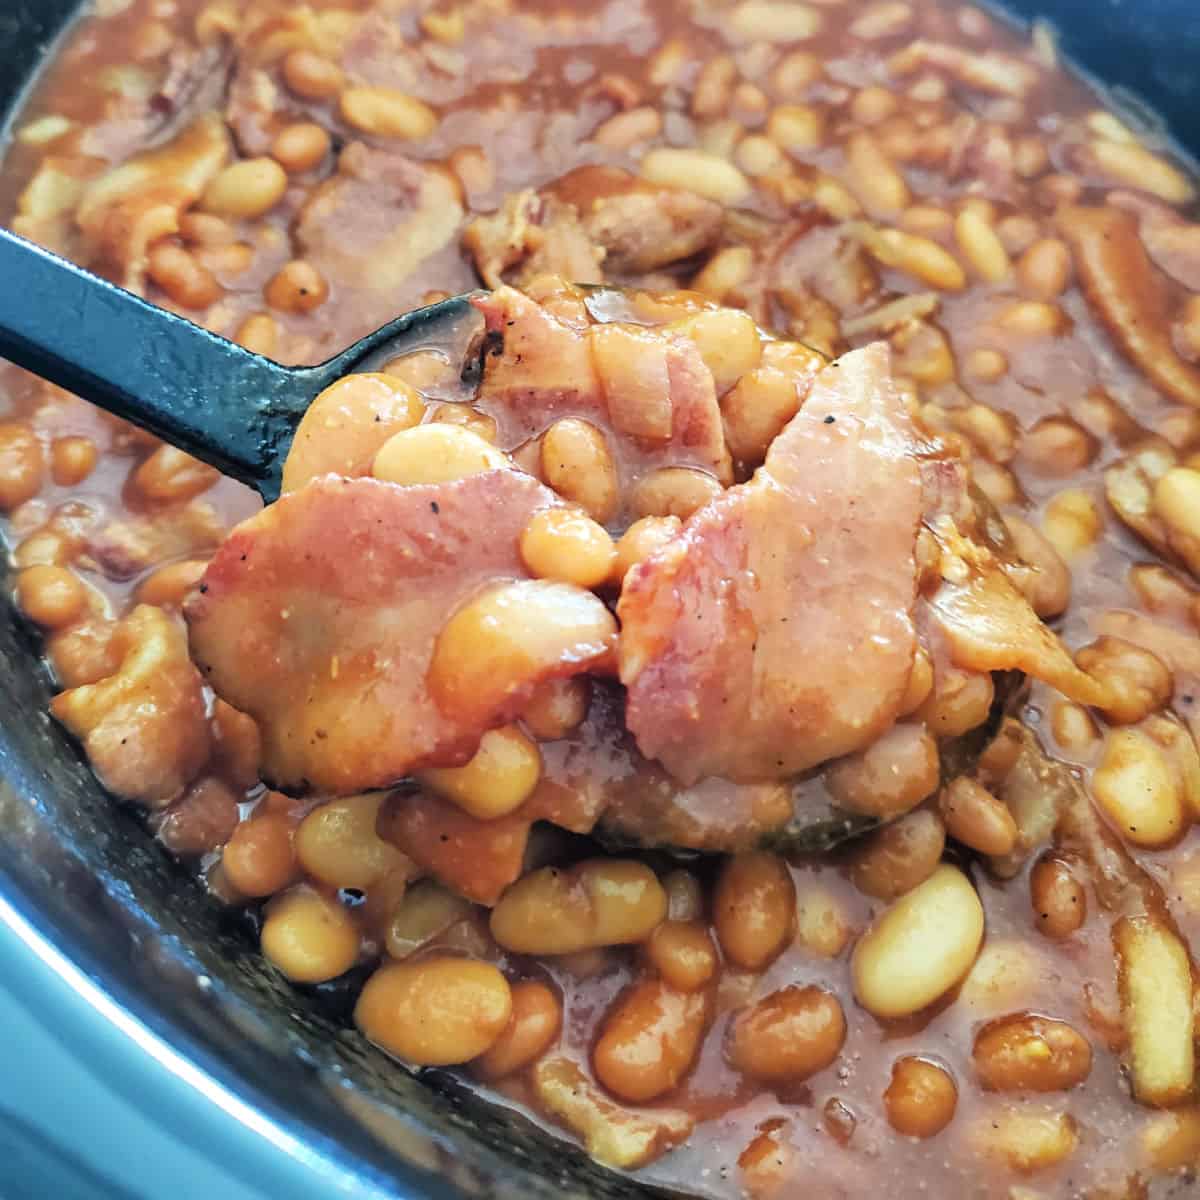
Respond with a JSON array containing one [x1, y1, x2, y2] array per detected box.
[[0, 227, 481, 502]]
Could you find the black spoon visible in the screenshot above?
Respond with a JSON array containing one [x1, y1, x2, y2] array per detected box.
[[0, 226, 482, 502]]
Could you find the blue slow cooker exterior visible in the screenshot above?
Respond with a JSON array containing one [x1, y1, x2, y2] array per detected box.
[[0, 1, 1198, 1197]]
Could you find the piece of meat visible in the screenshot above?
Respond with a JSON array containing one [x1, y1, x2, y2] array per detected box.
[[185, 472, 611, 795], [1137, 220, 1200, 292], [81, 41, 233, 163], [51, 605, 210, 808], [224, 62, 283, 157], [917, 454, 1114, 709], [1057, 205, 1200, 407], [76, 112, 231, 289], [618, 343, 924, 785], [84, 500, 226, 581], [382, 788, 534, 907], [294, 143, 464, 296], [925, 561, 1111, 708], [547, 166, 724, 275], [472, 286, 730, 484], [463, 190, 605, 289], [1109, 189, 1200, 292]]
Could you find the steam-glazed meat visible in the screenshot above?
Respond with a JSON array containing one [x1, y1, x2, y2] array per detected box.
[[185, 472, 613, 794], [618, 343, 923, 784]]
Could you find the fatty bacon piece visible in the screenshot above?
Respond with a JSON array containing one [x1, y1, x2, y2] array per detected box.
[[618, 343, 1115, 786], [618, 343, 924, 785], [472, 286, 731, 484], [923, 511, 1113, 710], [1057, 204, 1200, 408], [185, 472, 615, 795]]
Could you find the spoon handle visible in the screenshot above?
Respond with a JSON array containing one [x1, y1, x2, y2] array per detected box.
[[0, 226, 310, 495]]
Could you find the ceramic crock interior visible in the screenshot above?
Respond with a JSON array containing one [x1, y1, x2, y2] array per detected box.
[[0, 2, 1197, 1198]]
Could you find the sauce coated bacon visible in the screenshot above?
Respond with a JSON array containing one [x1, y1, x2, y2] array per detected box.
[[185, 470, 615, 794], [472, 284, 732, 490], [618, 343, 923, 784]]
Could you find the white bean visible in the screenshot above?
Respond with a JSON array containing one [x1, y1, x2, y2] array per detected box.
[[1092, 729, 1185, 848], [851, 865, 983, 1018]]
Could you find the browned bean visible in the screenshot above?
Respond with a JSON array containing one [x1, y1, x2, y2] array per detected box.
[[1075, 636, 1173, 725], [490, 859, 666, 955], [282, 49, 344, 100], [1019, 416, 1096, 476], [1004, 515, 1071, 618], [16, 564, 86, 629], [713, 852, 795, 970], [612, 515, 681, 584], [726, 986, 846, 1084], [848, 808, 946, 901], [147, 243, 221, 309], [521, 676, 590, 741], [132, 445, 220, 503], [222, 810, 297, 898], [1017, 237, 1072, 299], [261, 886, 359, 984], [629, 467, 723, 521], [271, 122, 331, 173], [50, 436, 97, 486], [265, 260, 329, 313], [939, 777, 1018, 856], [0, 421, 44, 510], [644, 920, 718, 992], [1030, 854, 1087, 938], [540, 418, 618, 524], [472, 979, 562, 1081], [918, 668, 995, 738], [356, 956, 512, 1066], [134, 559, 209, 610], [825, 724, 939, 819], [884, 1057, 958, 1137], [593, 978, 708, 1102], [972, 1013, 1093, 1091]]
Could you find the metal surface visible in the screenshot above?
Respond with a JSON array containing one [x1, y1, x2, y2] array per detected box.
[[0, 227, 480, 501], [0, 1, 1198, 1199]]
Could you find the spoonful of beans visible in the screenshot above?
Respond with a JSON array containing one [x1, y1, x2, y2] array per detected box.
[[0, 224, 1032, 858], [0, 226, 481, 502]]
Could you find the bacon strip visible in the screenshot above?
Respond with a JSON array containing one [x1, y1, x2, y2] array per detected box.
[[618, 343, 923, 784], [185, 472, 599, 795]]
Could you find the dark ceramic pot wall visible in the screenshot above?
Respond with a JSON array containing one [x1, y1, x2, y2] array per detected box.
[[0, 2, 1196, 1198]]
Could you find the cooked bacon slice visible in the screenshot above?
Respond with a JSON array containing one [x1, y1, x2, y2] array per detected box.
[[381, 788, 535, 906], [463, 190, 605, 290], [1058, 205, 1200, 407], [926, 538, 1112, 708], [618, 343, 924, 784], [294, 144, 464, 321], [185, 472, 611, 795], [81, 41, 233, 163], [546, 166, 724, 275], [472, 286, 730, 483]]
